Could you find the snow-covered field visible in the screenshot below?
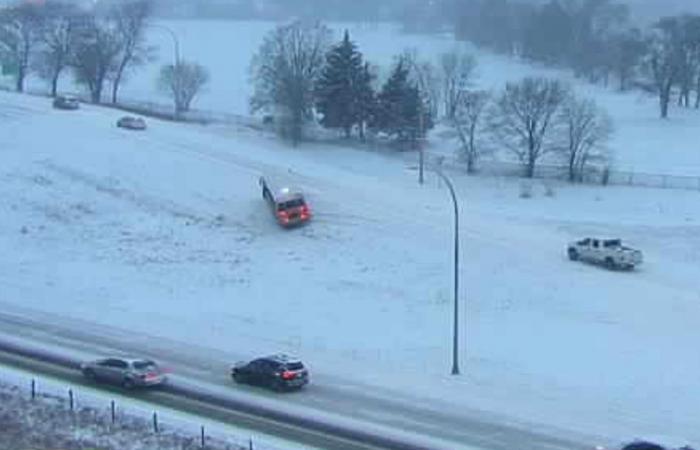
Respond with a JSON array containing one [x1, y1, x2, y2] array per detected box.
[[7, 19, 700, 176], [1, 89, 699, 447]]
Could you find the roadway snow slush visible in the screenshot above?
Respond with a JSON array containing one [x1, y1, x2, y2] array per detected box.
[[0, 317, 577, 450], [0, 361, 304, 450], [1, 90, 700, 448], [0, 336, 454, 450]]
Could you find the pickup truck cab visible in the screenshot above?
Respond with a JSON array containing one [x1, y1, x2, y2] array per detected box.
[[259, 176, 311, 227], [567, 238, 643, 270]]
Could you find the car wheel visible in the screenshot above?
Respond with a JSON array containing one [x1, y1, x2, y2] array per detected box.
[[272, 380, 286, 392], [605, 258, 617, 270], [567, 248, 579, 261], [122, 378, 135, 390]]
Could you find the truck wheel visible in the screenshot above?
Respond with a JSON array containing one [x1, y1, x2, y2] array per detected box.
[[605, 258, 616, 270], [567, 248, 579, 261]]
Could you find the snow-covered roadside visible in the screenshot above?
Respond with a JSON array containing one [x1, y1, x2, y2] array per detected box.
[[0, 364, 305, 450], [1, 89, 699, 447]]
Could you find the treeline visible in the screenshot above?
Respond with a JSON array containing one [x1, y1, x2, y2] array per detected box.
[[151, 0, 403, 22], [0, 0, 208, 116], [249, 23, 434, 147], [250, 22, 612, 181], [454, 0, 700, 118]]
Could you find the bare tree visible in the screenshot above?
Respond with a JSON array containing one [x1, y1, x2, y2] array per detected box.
[[0, 2, 43, 92], [109, 0, 153, 104], [557, 96, 613, 182], [609, 28, 647, 92], [158, 60, 209, 117], [35, 2, 77, 97], [646, 17, 684, 119], [70, 13, 123, 103], [675, 15, 700, 108], [250, 21, 331, 145], [452, 90, 489, 173], [403, 49, 441, 120], [440, 50, 477, 120], [488, 77, 568, 178]]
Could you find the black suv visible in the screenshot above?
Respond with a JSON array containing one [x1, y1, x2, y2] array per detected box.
[[231, 354, 309, 391]]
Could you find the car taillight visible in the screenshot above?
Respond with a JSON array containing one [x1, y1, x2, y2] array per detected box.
[[281, 371, 295, 380]]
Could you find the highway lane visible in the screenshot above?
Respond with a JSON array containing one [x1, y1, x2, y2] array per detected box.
[[0, 305, 599, 450]]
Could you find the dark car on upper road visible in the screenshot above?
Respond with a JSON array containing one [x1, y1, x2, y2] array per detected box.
[[117, 116, 147, 130], [80, 357, 167, 389], [52, 95, 80, 110], [231, 354, 309, 391]]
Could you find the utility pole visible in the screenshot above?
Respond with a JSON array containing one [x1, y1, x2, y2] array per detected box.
[[434, 169, 461, 376], [418, 102, 425, 185]]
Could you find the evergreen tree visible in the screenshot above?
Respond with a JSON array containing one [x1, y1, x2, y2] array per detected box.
[[315, 30, 368, 138], [372, 57, 432, 144]]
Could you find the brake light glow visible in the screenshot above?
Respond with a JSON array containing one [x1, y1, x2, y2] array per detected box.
[[281, 371, 296, 380]]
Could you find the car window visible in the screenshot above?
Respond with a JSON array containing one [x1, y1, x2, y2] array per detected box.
[[249, 359, 266, 370], [279, 199, 305, 210], [104, 359, 127, 368], [285, 362, 304, 371], [132, 360, 156, 370]]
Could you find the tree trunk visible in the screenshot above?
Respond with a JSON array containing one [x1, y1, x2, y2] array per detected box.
[[568, 150, 576, 182], [51, 69, 60, 97], [112, 60, 128, 104], [695, 74, 700, 109], [91, 82, 103, 103], [111, 79, 120, 104], [467, 122, 477, 174], [659, 88, 670, 119], [16, 67, 25, 93], [525, 157, 535, 178]]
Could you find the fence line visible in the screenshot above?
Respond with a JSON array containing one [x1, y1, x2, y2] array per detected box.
[[429, 154, 700, 191], [13, 374, 271, 450]]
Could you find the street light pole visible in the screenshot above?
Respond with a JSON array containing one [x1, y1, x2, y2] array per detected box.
[[149, 24, 181, 118], [434, 169, 461, 375], [149, 24, 180, 64], [418, 102, 425, 185]]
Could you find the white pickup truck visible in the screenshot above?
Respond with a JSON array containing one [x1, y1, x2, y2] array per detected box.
[[567, 238, 643, 270]]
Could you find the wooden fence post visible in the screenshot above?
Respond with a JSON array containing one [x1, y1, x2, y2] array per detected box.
[[68, 389, 74, 411]]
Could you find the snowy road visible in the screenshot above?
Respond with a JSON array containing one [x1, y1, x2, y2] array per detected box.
[[0, 307, 591, 450]]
